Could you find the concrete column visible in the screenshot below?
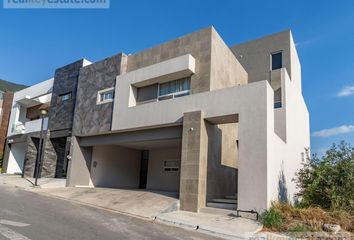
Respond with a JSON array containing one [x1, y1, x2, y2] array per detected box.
[[66, 136, 93, 187], [179, 110, 208, 212]]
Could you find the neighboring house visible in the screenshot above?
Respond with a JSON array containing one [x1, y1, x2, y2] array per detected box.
[[0, 79, 27, 166], [2, 59, 91, 178], [2, 79, 53, 175], [0, 91, 14, 160], [2, 27, 310, 213]]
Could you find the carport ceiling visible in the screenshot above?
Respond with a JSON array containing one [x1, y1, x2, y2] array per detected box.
[[115, 138, 181, 150]]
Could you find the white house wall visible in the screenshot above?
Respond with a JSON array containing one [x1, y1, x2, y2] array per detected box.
[[8, 78, 54, 137], [6, 142, 26, 174]]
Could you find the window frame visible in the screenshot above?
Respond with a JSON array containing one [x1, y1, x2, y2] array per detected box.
[[157, 77, 191, 102], [59, 92, 72, 102], [97, 87, 115, 105], [163, 160, 180, 172], [270, 51, 283, 70]]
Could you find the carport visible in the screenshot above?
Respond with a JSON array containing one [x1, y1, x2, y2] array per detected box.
[[66, 126, 182, 194]]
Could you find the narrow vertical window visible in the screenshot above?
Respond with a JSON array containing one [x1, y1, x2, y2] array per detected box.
[[271, 52, 282, 70]]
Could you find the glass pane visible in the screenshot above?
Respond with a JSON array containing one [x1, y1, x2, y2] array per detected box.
[[170, 81, 176, 94], [159, 82, 168, 96], [272, 52, 282, 70], [182, 78, 190, 91]]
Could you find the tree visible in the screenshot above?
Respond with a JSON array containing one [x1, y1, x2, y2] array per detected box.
[[294, 141, 354, 213]]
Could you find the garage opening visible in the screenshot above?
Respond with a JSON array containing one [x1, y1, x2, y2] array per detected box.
[[89, 139, 181, 193], [6, 142, 26, 175]]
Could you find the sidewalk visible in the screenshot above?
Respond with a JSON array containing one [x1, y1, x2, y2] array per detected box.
[[156, 210, 263, 240], [0, 174, 66, 189]]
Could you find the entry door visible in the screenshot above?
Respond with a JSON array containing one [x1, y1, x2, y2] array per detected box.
[[139, 150, 149, 189]]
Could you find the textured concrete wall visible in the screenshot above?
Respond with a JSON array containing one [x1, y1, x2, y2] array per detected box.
[[180, 111, 208, 212], [220, 123, 238, 168], [210, 29, 248, 90], [66, 137, 93, 187], [206, 123, 238, 201], [73, 53, 127, 136], [48, 60, 85, 131], [147, 147, 181, 192], [127, 27, 212, 94], [230, 30, 291, 84], [90, 145, 141, 188]]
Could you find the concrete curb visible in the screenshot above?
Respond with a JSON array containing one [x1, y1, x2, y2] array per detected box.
[[155, 215, 263, 240]]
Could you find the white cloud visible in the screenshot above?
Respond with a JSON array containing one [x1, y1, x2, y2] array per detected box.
[[312, 125, 354, 137], [337, 86, 354, 97], [295, 39, 314, 47]]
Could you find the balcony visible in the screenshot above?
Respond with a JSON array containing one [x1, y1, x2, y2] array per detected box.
[[11, 118, 48, 135]]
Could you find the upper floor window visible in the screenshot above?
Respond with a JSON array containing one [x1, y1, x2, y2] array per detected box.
[[97, 87, 114, 104], [158, 77, 191, 101], [271, 52, 282, 70], [59, 92, 72, 102]]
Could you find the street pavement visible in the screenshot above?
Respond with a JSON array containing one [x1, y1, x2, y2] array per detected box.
[[0, 185, 220, 240]]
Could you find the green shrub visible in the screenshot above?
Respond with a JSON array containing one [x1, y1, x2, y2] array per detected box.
[[294, 141, 354, 213], [288, 223, 309, 232], [261, 207, 282, 229]]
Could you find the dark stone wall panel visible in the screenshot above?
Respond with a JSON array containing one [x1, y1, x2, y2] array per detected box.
[[48, 60, 85, 131], [73, 53, 126, 136]]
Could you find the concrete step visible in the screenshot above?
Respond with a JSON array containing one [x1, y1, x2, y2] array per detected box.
[[206, 202, 237, 210], [225, 195, 237, 200], [200, 207, 239, 216], [212, 198, 237, 204]]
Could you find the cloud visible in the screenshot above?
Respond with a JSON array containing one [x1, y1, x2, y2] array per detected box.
[[295, 39, 315, 47], [337, 86, 354, 97], [312, 125, 354, 137]]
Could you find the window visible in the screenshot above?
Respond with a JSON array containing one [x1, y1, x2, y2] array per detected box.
[[59, 92, 71, 102], [158, 77, 191, 101], [137, 84, 158, 104], [271, 52, 282, 70], [97, 88, 114, 104], [164, 160, 179, 172]]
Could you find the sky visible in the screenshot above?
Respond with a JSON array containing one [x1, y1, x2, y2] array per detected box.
[[0, 0, 353, 155]]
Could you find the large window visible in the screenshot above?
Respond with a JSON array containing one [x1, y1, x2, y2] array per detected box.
[[271, 52, 282, 70], [158, 77, 191, 101], [97, 87, 114, 104]]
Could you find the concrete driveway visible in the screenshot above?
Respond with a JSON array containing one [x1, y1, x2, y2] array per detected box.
[[38, 187, 179, 219]]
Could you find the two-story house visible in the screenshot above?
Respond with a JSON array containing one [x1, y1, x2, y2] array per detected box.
[[67, 27, 309, 212], [2, 27, 310, 213]]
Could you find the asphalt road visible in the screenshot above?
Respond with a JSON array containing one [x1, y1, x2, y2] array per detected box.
[[0, 186, 218, 240]]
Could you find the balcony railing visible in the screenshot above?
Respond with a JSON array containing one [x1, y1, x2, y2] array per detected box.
[[25, 118, 48, 134], [11, 123, 25, 134], [11, 118, 48, 135]]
